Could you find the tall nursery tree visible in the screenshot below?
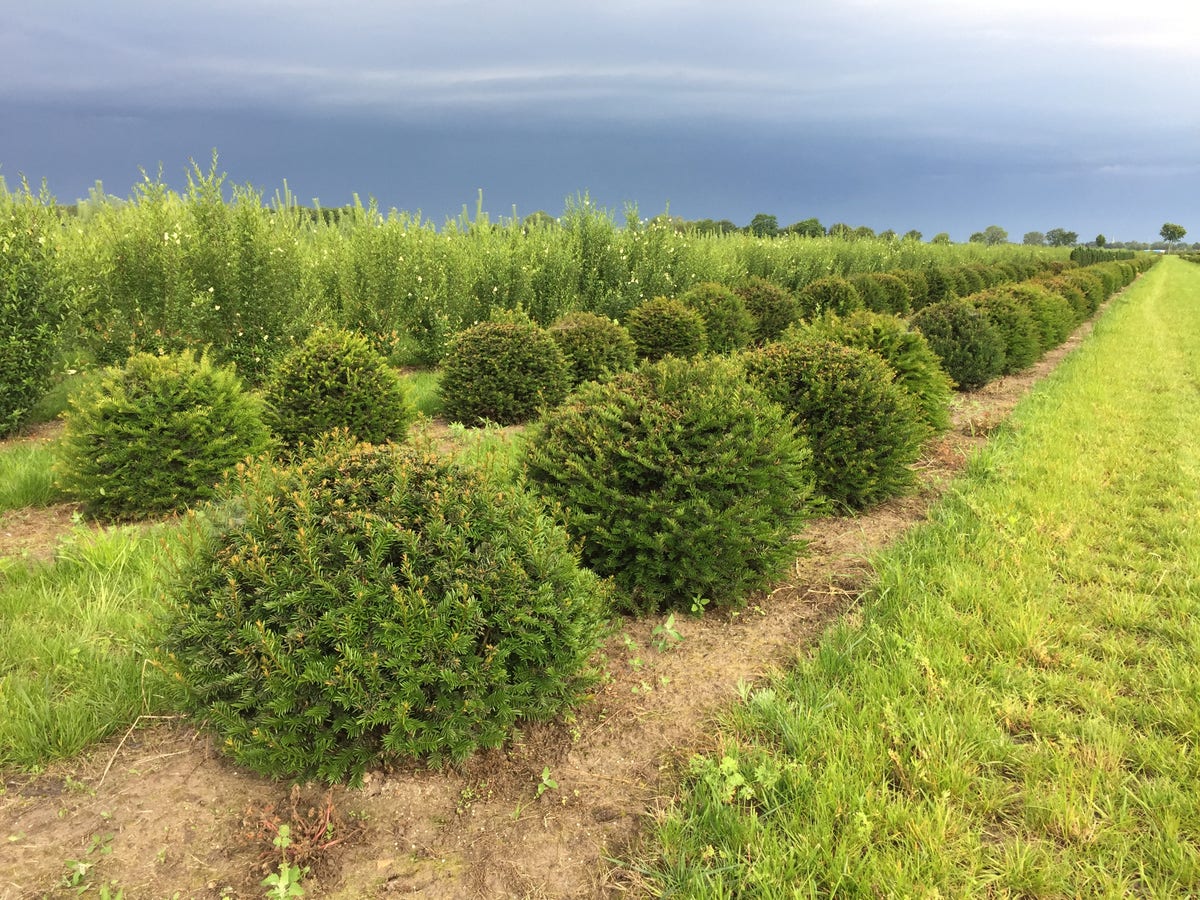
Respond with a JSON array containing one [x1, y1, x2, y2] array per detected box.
[[1160, 222, 1186, 251]]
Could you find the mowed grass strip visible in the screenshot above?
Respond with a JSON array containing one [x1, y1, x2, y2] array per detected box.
[[0, 524, 182, 768], [644, 257, 1200, 897]]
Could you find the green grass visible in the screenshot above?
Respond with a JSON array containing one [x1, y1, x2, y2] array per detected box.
[[0, 441, 63, 513], [0, 524, 183, 769], [641, 256, 1200, 896], [403, 368, 443, 418]]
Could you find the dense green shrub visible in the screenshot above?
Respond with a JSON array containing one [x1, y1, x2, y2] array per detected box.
[[951, 265, 986, 295], [911, 299, 1007, 390], [972, 292, 1042, 374], [263, 327, 416, 449], [55, 351, 271, 519], [1059, 270, 1106, 315], [678, 282, 754, 354], [1004, 284, 1076, 349], [166, 434, 607, 783], [1036, 276, 1090, 321], [1, 192, 65, 437], [786, 311, 952, 433], [547, 311, 636, 385], [733, 277, 799, 344], [439, 319, 570, 425], [625, 296, 708, 361], [848, 274, 889, 313], [525, 356, 813, 612], [923, 267, 960, 304], [743, 339, 927, 509], [866, 273, 913, 315], [892, 269, 930, 310], [795, 276, 863, 320]]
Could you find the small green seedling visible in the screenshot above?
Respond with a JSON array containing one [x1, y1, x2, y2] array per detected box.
[[262, 824, 307, 899], [651, 613, 684, 651]]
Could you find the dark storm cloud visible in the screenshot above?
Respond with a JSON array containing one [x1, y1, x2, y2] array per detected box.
[[2, 1, 1196, 240]]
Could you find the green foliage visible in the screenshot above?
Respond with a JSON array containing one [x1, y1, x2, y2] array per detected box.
[[971, 291, 1042, 374], [1058, 269, 1106, 315], [439, 319, 570, 425], [865, 272, 913, 315], [848, 274, 889, 313], [55, 351, 271, 519], [733, 276, 799, 345], [892, 269, 930, 310], [922, 267, 960, 304], [1035, 276, 1091, 321], [263, 327, 417, 449], [787, 310, 952, 433], [525, 356, 813, 612], [547, 311, 636, 386], [795, 276, 863, 320], [166, 434, 607, 783], [625, 296, 708, 361], [1003, 284, 1077, 349], [743, 339, 927, 509], [911, 299, 1007, 391], [1, 186, 66, 437], [678, 282, 754, 354]]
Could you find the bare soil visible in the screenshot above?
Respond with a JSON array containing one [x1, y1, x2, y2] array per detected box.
[[0, 315, 1100, 900]]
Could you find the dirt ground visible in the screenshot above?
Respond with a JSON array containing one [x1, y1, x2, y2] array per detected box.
[[0, 312, 1102, 900]]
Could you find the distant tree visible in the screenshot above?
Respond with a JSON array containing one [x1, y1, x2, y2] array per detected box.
[[1023, 231, 1046, 246], [1094, 233, 1106, 247], [903, 229, 923, 242], [747, 213, 779, 237], [691, 218, 739, 236], [853, 225, 877, 240], [969, 231, 985, 243], [879, 229, 898, 241], [828, 223, 854, 240], [784, 217, 825, 237], [931, 232, 951, 245], [1045, 228, 1078, 247], [522, 210, 558, 230], [1160, 222, 1187, 250], [982, 225, 1008, 246]]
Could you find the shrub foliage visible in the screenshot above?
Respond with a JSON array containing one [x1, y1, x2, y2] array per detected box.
[[547, 311, 637, 386], [263, 327, 417, 449], [526, 356, 813, 612], [439, 319, 570, 425], [743, 339, 927, 508], [795, 276, 863, 320], [678, 282, 754, 353], [166, 434, 607, 783], [911, 299, 1007, 391], [625, 296, 709, 361], [734, 277, 799, 345], [55, 351, 271, 519]]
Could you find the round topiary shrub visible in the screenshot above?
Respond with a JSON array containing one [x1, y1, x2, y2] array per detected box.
[[1003, 284, 1076, 349], [786, 310, 952, 433], [892, 269, 930, 310], [951, 266, 986, 295], [55, 351, 271, 520], [923, 267, 960, 304], [1035, 276, 1091, 321], [1059, 270, 1106, 315], [262, 327, 417, 449], [525, 355, 813, 612], [848, 274, 889, 314], [866, 272, 913, 315], [911, 299, 1007, 391], [625, 296, 708, 361], [439, 319, 570, 425], [166, 433, 607, 784], [734, 276, 799, 345], [547, 311, 636, 386], [795, 276, 863, 320], [742, 339, 927, 509], [972, 291, 1042, 374], [678, 282, 754, 354]]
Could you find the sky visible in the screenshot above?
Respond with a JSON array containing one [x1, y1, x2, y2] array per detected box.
[[1, 1, 1197, 242]]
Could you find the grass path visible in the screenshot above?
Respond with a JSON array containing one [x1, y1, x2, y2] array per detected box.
[[643, 256, 1200, 896]]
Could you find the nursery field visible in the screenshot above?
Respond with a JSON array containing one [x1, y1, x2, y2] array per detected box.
[[1, 252, 1191, 896]]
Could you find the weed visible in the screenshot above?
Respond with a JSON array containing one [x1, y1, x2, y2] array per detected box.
[[536, 766, 558, 799], [261, 825, 307, 899], [650, 613, 684, 652]]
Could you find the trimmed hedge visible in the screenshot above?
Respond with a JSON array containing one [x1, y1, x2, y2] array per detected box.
[[548, 311, 637, 386], [167, 433, 607, 784], [626, 296, 708, 361], [734, 277, 799, 345], [439, 319, 571, 425], [795, 276, 863, 321], [55, 351, 271, 519], [679, 282, 754, 354], [911, 299, 1006, 391], [526, 355, 813, 612]]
